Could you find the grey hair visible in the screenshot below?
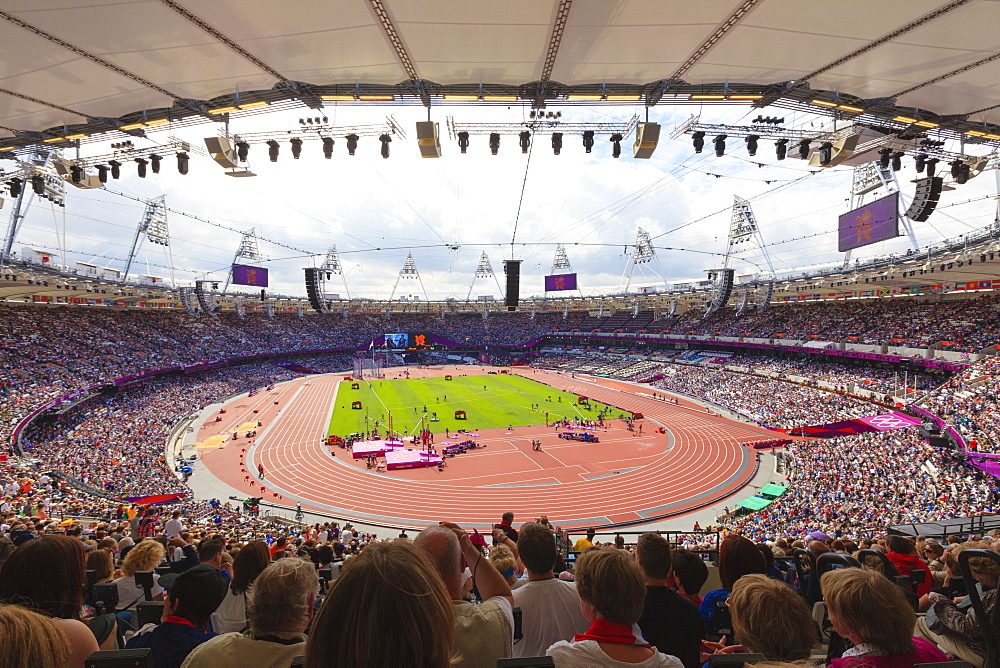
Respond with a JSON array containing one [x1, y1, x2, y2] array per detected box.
[[248, 557, 320, 633], [413, 526, 461, 580]]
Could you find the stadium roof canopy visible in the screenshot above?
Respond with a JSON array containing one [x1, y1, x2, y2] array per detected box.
[[3, 0, 1000, 149]]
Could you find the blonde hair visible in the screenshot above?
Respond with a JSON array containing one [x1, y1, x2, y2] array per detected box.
[[821, 568, 914, 656], [489, 545, 518, 585], [575, 547, 646, 626], [0, 604, 70, 668], [945, 541, 1000, 587], [728, 574, 817, 661], [121, 540, 164, 576]]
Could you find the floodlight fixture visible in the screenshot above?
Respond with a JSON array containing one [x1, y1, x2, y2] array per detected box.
[[322, 137, 334, 159], [878, 148, 892, 169], [266, 140, 280, 162], [891, 151, 904, 172], [610, 134, 622, 158], [551, 132, 563, 155], [236, 141, 249, 161], [457, 131, 469, 154], [290, 137, 303, 159], [914, 153, 927, 173], [8, 180, 21, 197], [70, 165, 83, 183], [745, 134, 759, 156], [519, 131, 531, 153], [819, 142, 833, 165], [713, 134, 727, 157], [379, 134, 391, 159], [150, 154, 162, 173], [345, 134, 359, 155], [134, 158, 147, 178], [797, 140, 810, 159], [108, 160, 121, 179], [925, 158, 938, 177], [31, 174, 44, 193], [176, 152, 189, 175], [582, 130, 594, 153], [775, 138, 788, 160], [692, 131, 705, 153], [96, 165, 108, 183], [489, 133, 500, 155]]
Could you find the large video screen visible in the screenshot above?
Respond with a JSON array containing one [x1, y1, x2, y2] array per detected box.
[[838, 193, 899, 252], [231, 264, 269, 287], [383, 332, 433, 351], [545, 273, 578, 291]]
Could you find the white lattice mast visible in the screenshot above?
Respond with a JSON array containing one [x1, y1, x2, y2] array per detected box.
[[123, 195, 174, 284], [466, 251, 502, 301], [727, 195, 774, 276], [224, 229, 261, 292], [551, 244, 573, 274], [624, 227, 658, 292], [322, 245, 351, 299], [389, 252, 428, 301]]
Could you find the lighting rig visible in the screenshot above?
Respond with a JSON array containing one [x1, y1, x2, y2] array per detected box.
[[445, 114, 640, 157], [673, 114, 996, 180]]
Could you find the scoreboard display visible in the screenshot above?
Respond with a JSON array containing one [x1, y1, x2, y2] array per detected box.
[[384, 332, 434, 351]]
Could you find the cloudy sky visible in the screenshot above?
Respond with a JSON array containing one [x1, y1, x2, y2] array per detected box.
[[11, 102, 999, 300]]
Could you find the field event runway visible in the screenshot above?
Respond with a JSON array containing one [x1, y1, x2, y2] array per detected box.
[[198, 366, 775, 530]]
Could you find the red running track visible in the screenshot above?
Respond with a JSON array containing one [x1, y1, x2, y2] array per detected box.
[[199, 366, 775, 530]]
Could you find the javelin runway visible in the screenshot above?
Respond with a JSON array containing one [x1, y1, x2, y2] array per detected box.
[[198, 366, 774, 530]]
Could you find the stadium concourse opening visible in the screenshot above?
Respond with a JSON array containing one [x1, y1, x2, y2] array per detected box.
[[196, 364, 773, 530]]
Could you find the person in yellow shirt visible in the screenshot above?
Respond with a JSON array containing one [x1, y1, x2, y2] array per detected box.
[[573, 528, 597, 553]]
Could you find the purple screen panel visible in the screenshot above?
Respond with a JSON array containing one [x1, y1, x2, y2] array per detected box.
[[838, 193, 899, 252], [231, 264, 269, 287], [545, 273, 577, 291]]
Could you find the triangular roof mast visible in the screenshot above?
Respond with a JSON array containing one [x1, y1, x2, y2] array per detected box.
[[466, 251, 503, 301], [322, 245, 351, 299], [389, 252, 428, 302]]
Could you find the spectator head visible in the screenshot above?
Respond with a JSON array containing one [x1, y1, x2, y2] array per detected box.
[[575, 547, 646, 627], [0, 537, 14, 570], [305, 540, 453, 668], [86, 548, 114, 583], [0, 604, 70, 668], [317, 544, 333, 565], [885, 535, 916, 556], [635, 533, 672, 581], [158, 564, 229, 632], [197, 537, 226, 566], [249, 558, 319, 634], [586, 528, 596, 542], [501, 511, 514, 525], [922, 541, 944, 562], [670, 548, 709, 596], [947, 541, 1000, 588], [518, 522, 557, 576], [822, 567, 915, 656], [0, 535, 86, 620], [488, 545, 518, 586], [718, 534, 767, 590], [121, 539, 165, 577], [413, 525, 462, 599], [728, 574, 818, 661]]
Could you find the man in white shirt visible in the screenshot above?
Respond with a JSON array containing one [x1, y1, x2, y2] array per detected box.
[[164, 510, 184, 538], [512, 521, 590, 657], [415, 522, 514, 667]]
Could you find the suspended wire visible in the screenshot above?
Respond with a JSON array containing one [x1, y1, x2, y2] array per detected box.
[[510, 130, 535, 257]]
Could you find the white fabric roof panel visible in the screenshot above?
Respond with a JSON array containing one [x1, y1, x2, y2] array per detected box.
[[0, 0, 997, 134], [392, 1, 554, 84], [553, 2, 730, 84]]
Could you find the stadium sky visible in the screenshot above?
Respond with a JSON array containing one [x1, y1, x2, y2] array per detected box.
[[9, 102, 999, 301]]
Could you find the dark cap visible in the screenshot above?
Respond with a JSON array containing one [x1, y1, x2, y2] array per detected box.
[[158, 564, 229, 608]]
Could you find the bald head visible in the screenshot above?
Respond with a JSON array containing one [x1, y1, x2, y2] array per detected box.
[[414, 526, 462, 599]]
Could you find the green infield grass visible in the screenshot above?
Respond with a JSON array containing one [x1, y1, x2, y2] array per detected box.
[[327, 373, 623, 437]]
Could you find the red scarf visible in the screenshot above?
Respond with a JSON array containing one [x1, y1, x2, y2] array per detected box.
[[574, 618, 652, 648]]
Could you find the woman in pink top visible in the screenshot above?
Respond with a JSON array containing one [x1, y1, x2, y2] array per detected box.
[[822, 568, 949, 668]]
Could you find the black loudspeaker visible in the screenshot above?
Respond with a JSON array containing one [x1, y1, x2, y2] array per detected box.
[[304, 268, 327, 313], [905, 177, 943, 222], [504, 260, 522, 312]]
